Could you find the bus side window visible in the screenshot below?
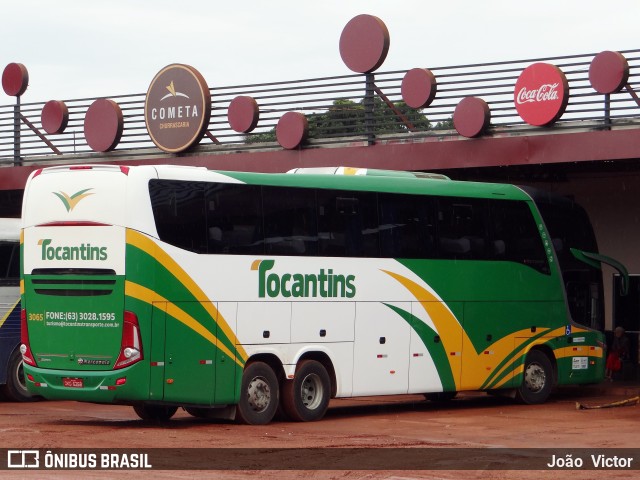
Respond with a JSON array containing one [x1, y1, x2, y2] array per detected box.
[[0, 243, 18, 285], [149, 180, 207, 254], [437, 198, 488, 260], [262, 186, 318, 256], [490, 200, 550, 274], [317, 190, 378, 257], [206, 183, 263, 255], [378, 193, 436, 259], [7, 243, 19, 281]]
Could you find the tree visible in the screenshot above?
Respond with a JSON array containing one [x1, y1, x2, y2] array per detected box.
[[244, 97, 431, 144], [433, 117, 454, 130]]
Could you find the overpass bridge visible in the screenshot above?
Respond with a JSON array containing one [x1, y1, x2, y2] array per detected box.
[[2, 37, 640, 332]]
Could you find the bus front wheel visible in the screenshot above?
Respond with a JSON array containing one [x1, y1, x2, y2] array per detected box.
[[282, 360, 331, 422], [236, 362, 279, 425], [133, 404, 178, 421], [516, 350, 554, 404], [1, 348, 35, 402]]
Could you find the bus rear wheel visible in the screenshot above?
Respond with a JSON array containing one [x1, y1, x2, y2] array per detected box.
[[133, 404, 178, 421], [1, 349, 35, 402], [282, 360, 331, 422], [236, 362, 279, 425], [516, 350, 554, 404]]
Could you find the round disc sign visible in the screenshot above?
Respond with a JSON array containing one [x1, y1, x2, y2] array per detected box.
[[514, 63, 569, 126], [145, 64, 211, 153]]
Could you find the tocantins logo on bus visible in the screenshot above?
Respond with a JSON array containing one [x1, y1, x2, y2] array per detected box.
[[252, 259, 356, 298], [144, 63, 211, 153], [39, 239, 108, 261]]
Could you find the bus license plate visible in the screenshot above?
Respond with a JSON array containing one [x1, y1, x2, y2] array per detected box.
[[63, 378, 84, 388]]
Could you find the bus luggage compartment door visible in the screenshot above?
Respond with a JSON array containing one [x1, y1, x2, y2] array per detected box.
[[150, 301, 220, 406]]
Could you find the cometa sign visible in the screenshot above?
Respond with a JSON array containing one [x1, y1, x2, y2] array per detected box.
[[144, 64, 211, 153]]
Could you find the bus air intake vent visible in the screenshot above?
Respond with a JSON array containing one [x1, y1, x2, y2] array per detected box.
[[30, 268, 116, 297]]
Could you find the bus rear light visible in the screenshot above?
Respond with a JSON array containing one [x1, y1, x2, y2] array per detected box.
[[27, 374, 34, 382], [116, 377, 127, 386], [20, 309, 37, 366], [119, 166, 130, 175], [69, 166, 93, 170], [114, 311, 143, 370]]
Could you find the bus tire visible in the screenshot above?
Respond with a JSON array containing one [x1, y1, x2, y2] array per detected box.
[[236, 362, 279, 425], [1, 348, 35, 402], [133, 404, 178, 421], [282, 360, 331, 422], [516, 350, 554, 404]]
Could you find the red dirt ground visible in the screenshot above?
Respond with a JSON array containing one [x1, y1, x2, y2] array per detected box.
[[1, 383, 638, 480]]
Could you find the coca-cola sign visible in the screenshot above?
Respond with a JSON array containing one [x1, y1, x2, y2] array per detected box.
[[514, 63, 569, 126]]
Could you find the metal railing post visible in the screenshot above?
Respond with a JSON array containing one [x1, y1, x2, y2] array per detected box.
[[364, 73, 375, 145], [13, 96, 21, 166]]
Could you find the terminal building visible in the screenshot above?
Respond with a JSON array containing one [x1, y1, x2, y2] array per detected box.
[[2, 15, 639, 360]]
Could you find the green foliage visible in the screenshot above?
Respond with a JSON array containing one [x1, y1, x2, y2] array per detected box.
[[244, 96, 431, 144], [433, 117, 455, 130]]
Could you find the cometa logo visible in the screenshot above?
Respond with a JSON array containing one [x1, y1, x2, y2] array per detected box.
[[150, 80, 198, 121], [53, 188, 93, 212], [252, 259, 356, 298], [39, 239, 108, 261], [144, 63, 211, 153]]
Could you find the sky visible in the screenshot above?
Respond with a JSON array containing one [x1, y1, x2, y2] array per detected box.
[[2, 0, 639, 105]]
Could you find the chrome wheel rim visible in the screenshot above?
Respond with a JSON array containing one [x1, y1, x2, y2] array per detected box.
[[524, 362, 546, 393], [247, 376, 271, 412], [300, 373, 323, 410]]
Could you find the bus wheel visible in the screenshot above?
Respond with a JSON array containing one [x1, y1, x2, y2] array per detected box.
[[236, 362, 279, 425], [133, 404, 178, 421], [1, 349, 35, 402], [516, 350, 554, 404], [425, 391, 457, 403], [282, 360, 331, 422]]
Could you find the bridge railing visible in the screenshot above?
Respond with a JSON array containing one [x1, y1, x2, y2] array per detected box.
[[1, 49, 639, 165]]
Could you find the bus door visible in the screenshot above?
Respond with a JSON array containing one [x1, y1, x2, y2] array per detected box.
[[409, 301, 464, 394], [352, 302, 410, 396], [461, 302, 512, 391], [150, 301, 223, 406]]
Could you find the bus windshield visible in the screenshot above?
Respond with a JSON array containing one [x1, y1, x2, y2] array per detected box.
[[523, 187, 604, 331]]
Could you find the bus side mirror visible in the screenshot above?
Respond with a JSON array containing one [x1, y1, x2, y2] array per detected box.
[[570, 248, 629, 296]]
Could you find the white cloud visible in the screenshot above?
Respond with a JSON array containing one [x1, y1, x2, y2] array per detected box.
[[2, 0, 638, 103]]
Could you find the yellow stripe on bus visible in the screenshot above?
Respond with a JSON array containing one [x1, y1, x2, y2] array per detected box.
[[126, 229, 248, 362], [381, 270, 591, 391], [0, 298, 20, 329], [125, 281, 244, 368], [382, 269, 464, 391]]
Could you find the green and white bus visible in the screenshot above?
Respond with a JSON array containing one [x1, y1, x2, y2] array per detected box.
[[20, 165, 622, 424]]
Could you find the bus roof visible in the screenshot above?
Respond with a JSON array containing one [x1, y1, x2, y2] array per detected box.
[[217, 169, 530, 201], [27, 164, 532, 202]]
